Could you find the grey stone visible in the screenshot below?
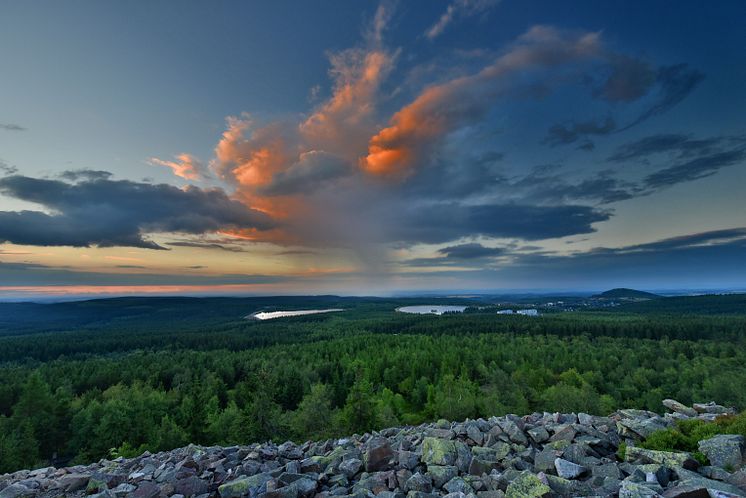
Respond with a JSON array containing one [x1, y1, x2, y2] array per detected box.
[[533, 448, 559, 473], [625, 446, 699, 470], [427, 465, 458, 489], [554, 458, 587, 479], [661, 485, 710, 498], [443, 477, 474, 495], [698, 435, 745, 469], [131, 481, 161, 498], [364, 438, 395, 472], [497, 420, 527, 446], [398, 451, 420, 471], [0, 484, 34, 498], [674, 468, 746, 497], [618, 480, 664, 497], [527, 427, 549, 444], [693, 403, 732, 415], [663, 399, 698, 417], [59, 473, 90, 492], [405, 473, 432, 493], [339, 458, 363, 478]]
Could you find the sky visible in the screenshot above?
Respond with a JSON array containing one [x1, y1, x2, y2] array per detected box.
[[1, 0, 745, 299]]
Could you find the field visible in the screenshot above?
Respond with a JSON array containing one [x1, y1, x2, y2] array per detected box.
[[1, 294, 745, 473]]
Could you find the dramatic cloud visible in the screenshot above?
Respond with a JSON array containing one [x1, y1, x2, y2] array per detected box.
[[544, 117, 616, 146], [425, 0, 500, 40], [0, 160, 18, 175], [149, 154, 207, 180], [595, 55, 655, 102], [608, 133, 746, 190], [167, 241, 248, 253], [259, 151, 350, 196], [508, 168, 636, 205], [0, 175, 274, 249], [608, 134, 725, 162], [0, 123, 26, 131], [361, 26, 603, 177], [619, 64, 705, 131], [644, 147, 746, 189], [438, 242, 505, 259], [609, 227, 746, 254], [105, 20, 714, 272], [497, 227, 746, 287], [386, 202, 610, 244], [59, 169, 113, 182], [546, 63, 703, 146], [299, 42, 396, 159], [401, 242, 506, 268]]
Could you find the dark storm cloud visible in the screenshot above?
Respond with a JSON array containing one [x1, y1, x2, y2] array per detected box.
[[644, 147, 746, 189], [167, 241, 249, 253], [608, 134, 729, 163], [388, 203, 610, 244], [443, 228, 746, 289], [259, 151, 351, 196], [397, 228, 746, 289], [620, 64, 705, 131], [544, 117, 616, 145], [400, 243, 506, 268], [0, 160, 18, 175], [607, 227, 746, 254], [509, 167, 636, 205], [59, 169, 114, 181], [0, 174, 275, 249], [0, 123, 26, 132], [544, 174, 636, 204], [438, 242, 506, 259], [595, 55, 656, 102], [545, 63, 704, 146], [607, 133, 746, 190]]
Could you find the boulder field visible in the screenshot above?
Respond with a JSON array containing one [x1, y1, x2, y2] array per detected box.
[[1, 400, 744, 498]]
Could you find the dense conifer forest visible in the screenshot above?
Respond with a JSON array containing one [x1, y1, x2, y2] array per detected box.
[[1, 295, 745, 473]]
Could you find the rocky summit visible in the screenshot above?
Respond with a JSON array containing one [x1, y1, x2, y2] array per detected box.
[[2, 401, 745, 498]]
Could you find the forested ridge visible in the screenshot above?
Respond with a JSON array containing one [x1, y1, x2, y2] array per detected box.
[[1, 296, 745, 474]]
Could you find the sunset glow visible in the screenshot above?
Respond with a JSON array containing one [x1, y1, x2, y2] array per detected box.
[[1, 1, 745, 298]]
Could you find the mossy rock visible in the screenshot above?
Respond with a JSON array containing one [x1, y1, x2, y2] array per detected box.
[[422, 437, 458, 466], [505, 471, 551, 498]]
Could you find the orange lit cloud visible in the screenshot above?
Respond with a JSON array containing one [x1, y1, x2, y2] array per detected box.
[[209, 8, 398, 241], [361, 26, 602, 178], [149, 153, 206, 180], [300, 49, 396, 159]]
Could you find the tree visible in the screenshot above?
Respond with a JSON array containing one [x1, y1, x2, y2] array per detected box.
[[290, 384, 337, 440], [341, 377, 378, 434], [150, 415, 189, 451], [426, 374, 478, 421], [0, 417, 39, 473]]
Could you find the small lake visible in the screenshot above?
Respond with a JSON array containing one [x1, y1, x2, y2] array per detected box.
[[396, 305, 468, 315], [248, 309, 344, 320]]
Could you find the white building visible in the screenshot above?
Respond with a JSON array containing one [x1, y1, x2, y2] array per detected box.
[[497, 309, 515, 315], [517, 309, 539, 316]]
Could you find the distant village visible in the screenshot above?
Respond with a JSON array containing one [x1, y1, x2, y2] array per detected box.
[[497, 308, 540, 316]]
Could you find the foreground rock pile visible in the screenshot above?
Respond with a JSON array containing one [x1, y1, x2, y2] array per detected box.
[[2, 400, 744, 498]]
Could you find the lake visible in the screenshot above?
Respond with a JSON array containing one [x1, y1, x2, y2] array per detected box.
[[248, 309, 344, 320], [396, 305, 468, 315]]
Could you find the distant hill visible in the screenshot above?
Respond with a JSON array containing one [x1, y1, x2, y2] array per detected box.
[[593, 288, 661, 300], [614, 293, 746, 315]]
